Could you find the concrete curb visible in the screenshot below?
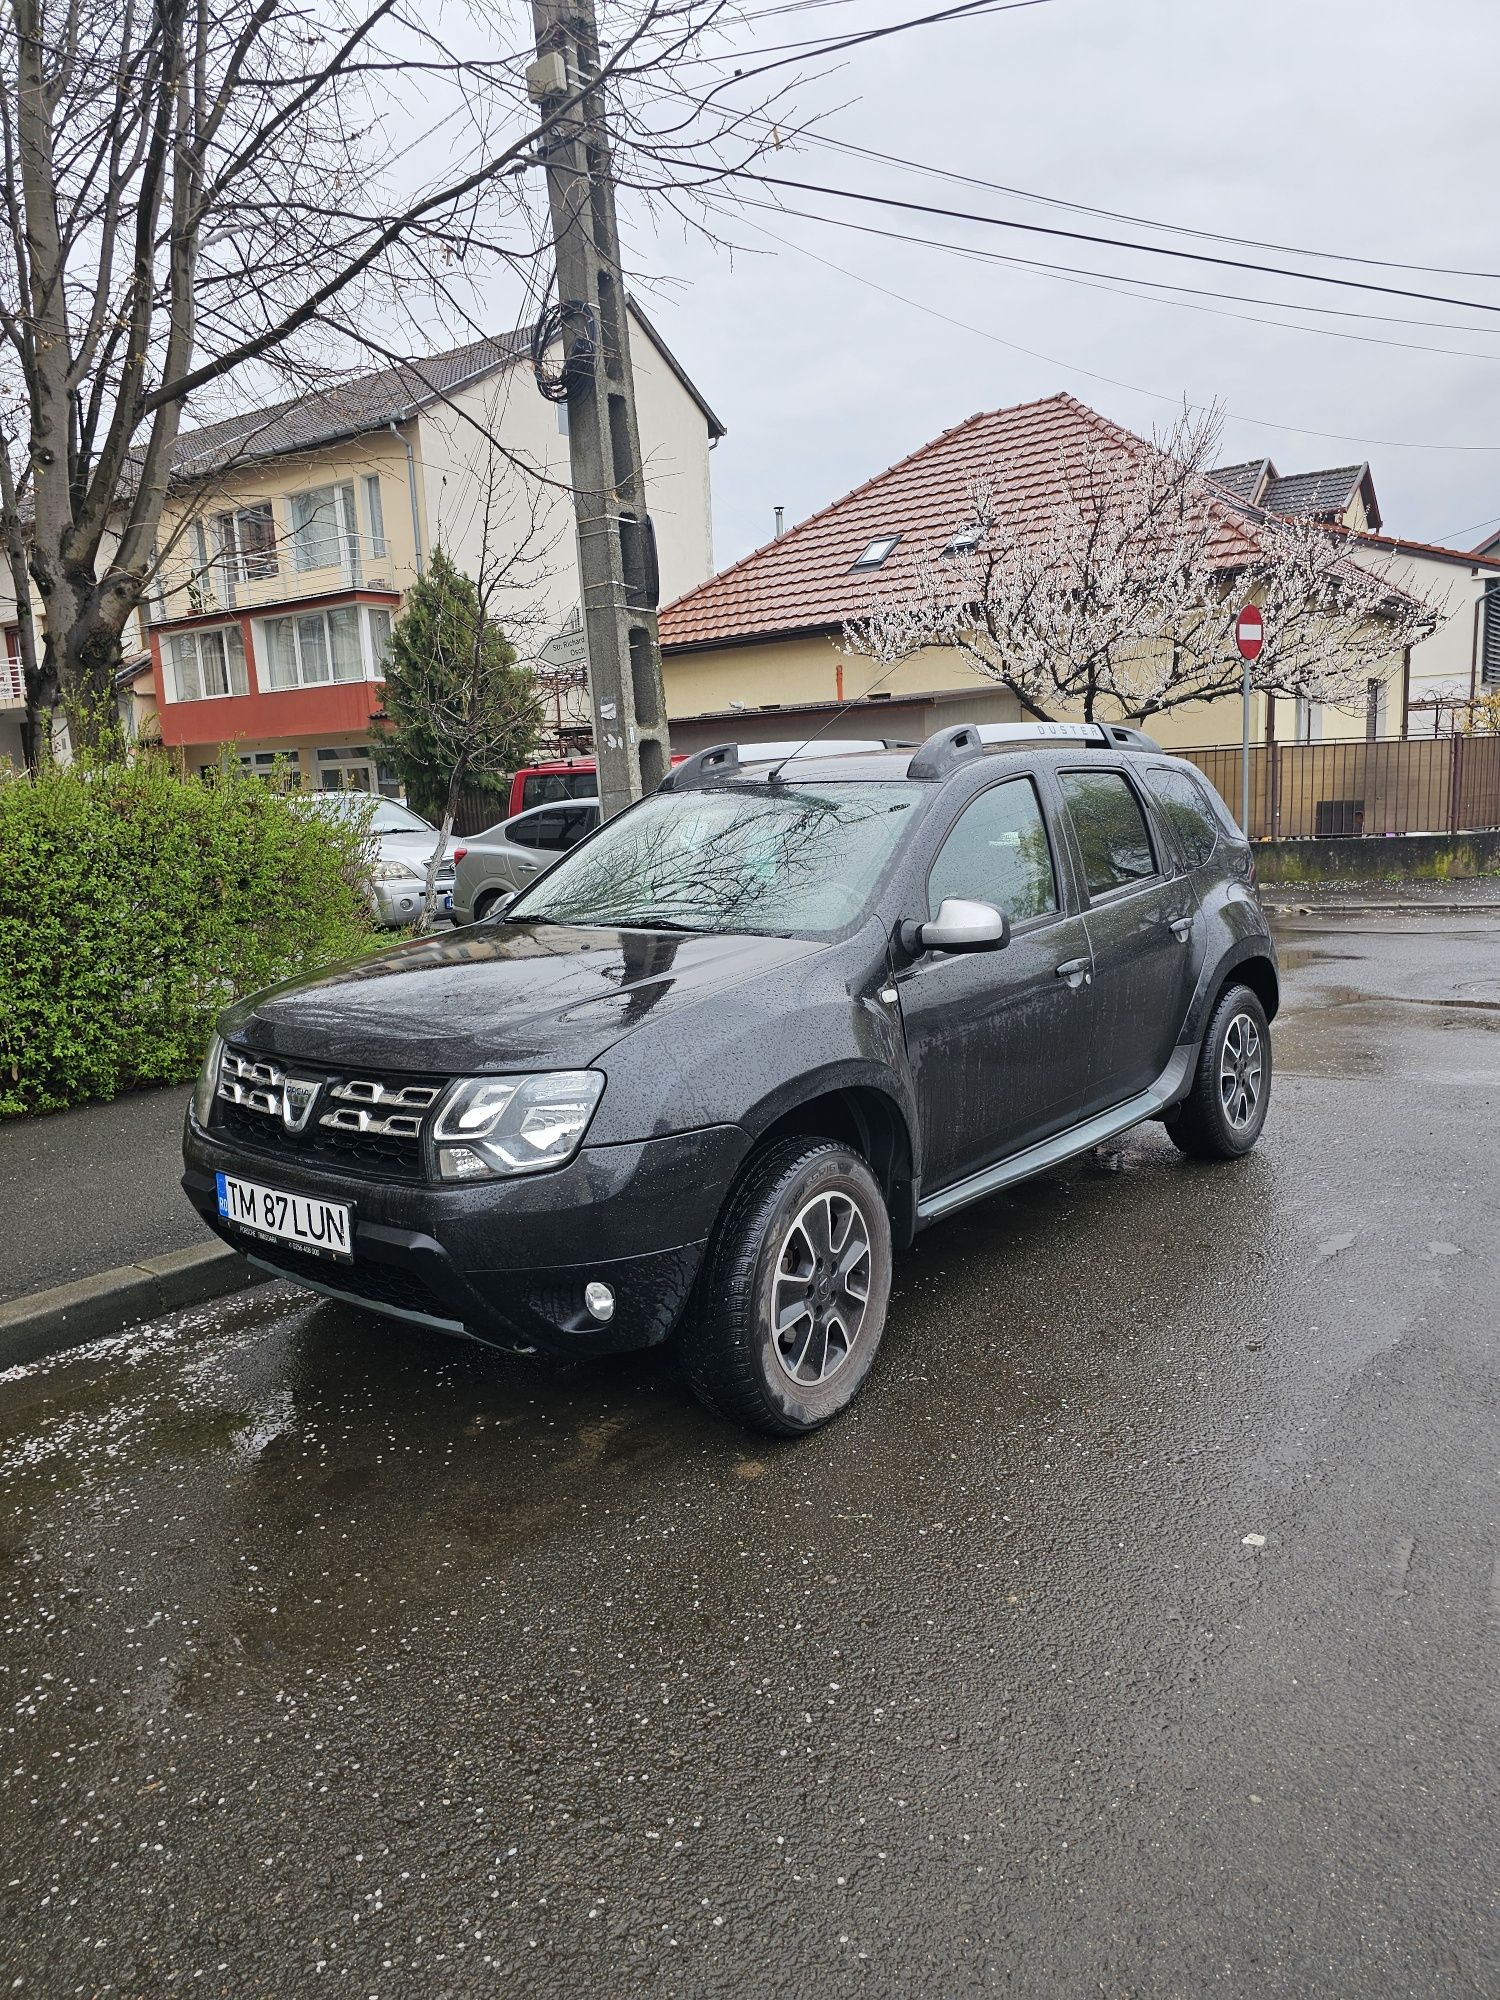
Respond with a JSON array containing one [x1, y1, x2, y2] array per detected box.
[[1267, 901, 1500, 917], [0, 1243, 270, 1371]]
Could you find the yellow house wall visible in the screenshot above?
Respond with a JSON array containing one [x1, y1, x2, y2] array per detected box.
[[664, 631, 1009, 718]]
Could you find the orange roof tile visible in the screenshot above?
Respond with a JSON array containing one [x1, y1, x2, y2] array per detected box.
[[661, 393, 1267, 652]]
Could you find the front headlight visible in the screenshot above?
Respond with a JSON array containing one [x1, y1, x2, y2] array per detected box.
[[370, 859, 419, 883], [192, 1032, 224, 1127], [433, 1071, 605, 1181]]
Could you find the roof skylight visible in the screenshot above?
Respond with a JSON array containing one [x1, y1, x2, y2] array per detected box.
[[941, 526, 984, 557], [850, 534, 901, 572]]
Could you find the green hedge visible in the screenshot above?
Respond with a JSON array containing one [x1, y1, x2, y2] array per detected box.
[[0, 759, 381, 1116]]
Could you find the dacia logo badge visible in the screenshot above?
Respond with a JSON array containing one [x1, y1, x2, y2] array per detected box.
[[281, 1077, 320, 1134]]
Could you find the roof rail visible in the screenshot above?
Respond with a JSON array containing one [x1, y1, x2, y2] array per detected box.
[[974, 721, 1160, 752], [657, 742, 740, 791], [908, 723, 985, 782]]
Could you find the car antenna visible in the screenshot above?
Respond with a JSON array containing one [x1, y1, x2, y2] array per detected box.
[[763, 652, 908, 785]]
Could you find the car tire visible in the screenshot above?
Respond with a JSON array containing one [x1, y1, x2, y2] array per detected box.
[[1166, 982, 1272, 1160], [677, 1138, 893, 1436], [472, 890, 503, 923]]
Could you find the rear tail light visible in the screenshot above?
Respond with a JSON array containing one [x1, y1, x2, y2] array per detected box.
[[452, 847, 467, 863]]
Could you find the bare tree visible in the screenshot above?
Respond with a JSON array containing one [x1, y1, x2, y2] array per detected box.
[[847, 406, 1444, 725], [0, 0, 792, 758]]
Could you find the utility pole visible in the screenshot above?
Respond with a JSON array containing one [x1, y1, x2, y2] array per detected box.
[[527, 0, 671, 820]]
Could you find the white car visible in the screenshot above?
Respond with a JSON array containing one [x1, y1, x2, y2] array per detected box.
[[300, 793, 456, 927]]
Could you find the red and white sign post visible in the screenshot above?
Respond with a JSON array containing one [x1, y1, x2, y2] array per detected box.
[[1234, 603, 1264, 835]]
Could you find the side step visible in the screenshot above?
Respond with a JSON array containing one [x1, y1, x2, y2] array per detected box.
[[915, 1045, 1194, 1225]]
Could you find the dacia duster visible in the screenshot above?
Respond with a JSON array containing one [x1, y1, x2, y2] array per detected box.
[[183, 722, 1278, 1434]]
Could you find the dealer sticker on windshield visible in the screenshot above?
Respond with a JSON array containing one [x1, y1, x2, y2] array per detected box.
[[216, 1172, 353, 1262]]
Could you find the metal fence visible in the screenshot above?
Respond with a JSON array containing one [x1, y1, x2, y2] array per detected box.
[[1179, 735, 1500, 842]]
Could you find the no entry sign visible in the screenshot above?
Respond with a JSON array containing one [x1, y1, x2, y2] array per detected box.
[[1235, 604, 1265, 662]]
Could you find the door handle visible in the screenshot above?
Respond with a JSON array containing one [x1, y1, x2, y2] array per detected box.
[[1055, 956, 1091, 987], [1169, 916, 1193, 941]]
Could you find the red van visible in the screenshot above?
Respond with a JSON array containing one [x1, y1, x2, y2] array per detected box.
[[506, 758, 601, 818], [507, 753, 693, 817]]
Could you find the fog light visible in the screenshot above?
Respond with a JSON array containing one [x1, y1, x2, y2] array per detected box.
[[584, 1281, 615, 1323]]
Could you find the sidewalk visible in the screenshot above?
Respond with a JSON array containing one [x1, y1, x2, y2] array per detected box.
[[0, 1083, 214, 1306], [1262, 874, 1500, 916]]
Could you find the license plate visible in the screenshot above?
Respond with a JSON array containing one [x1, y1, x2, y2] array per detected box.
[[441, 892, 453, 911], [216, 1172, 353, 1262]]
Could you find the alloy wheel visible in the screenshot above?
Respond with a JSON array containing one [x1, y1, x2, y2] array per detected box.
[[770, 1189, 873, 1387], [1219, 1012, 1264, 1129]]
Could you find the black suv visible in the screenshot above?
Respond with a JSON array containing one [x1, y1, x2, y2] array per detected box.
[[183, 723, 1277, 1434]]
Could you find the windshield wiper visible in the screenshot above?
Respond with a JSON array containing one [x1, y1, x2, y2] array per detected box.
[[602, 912, 709, 933]]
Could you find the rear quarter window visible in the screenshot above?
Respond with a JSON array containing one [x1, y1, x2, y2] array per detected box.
[[1142, 766, 1224, 868]]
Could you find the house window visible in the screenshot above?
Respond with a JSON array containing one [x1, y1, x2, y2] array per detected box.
[[367, 606, 394, 671], [237, 749, 301, 786], [850, 534, 900, 572], [189, 520, 212, 609], [316, 745, 403, 798], [1482, 584, 1500, 688], [363, 476, 388, 560], [213, 503, 278, 581], [2, 625, 22, 704], [258, 603, 391, 689], [165, 624, 248, 702], [289, 482, 358, 572]]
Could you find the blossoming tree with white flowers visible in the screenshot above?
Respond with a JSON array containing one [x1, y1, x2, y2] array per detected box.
[[845, 407, 1442, 726]]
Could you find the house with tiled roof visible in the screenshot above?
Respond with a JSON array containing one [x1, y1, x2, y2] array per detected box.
[[1208, 459, 1382, 532], [660, 395, 1497, 756], [109, 302, 721, 789]]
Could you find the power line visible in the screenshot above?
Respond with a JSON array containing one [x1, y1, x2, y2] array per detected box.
[[738, 197, 1500, 363], [679, 0, 1054, 88], [778, 129, 1500, 283], [737, 209, 1500, 454], [732, 171, 1500, 317], [1438, 511, 1500, 544]]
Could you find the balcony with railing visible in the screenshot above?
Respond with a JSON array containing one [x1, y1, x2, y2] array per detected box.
[[146, 476, 411, 629]]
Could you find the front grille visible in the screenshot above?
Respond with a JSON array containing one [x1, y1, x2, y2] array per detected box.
[[213, 1047, 444, 1181], [249, 1240, 461, 1324]]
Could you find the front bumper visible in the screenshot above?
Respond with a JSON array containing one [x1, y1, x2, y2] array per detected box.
[[371, 879, 454, 927], [182, 1115, 749, 1357]]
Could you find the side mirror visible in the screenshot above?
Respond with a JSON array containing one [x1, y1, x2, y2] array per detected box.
[[485, 890, 519, 921], [912, 897, 1010, 954]]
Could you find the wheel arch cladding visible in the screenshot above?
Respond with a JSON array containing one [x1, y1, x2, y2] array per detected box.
[[1221, 951, 1279, 1023], [749, 1084, 918, 1249]]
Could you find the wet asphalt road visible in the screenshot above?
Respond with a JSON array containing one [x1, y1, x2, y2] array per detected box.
[[1, 912, 1496, 1998]]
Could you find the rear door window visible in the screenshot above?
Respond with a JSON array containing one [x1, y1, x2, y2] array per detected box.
[[516, 808, 578, 852], [1058, 770, 1158, 897], [927, 777, 1059, 922]]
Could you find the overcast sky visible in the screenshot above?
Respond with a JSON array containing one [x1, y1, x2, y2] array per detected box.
[[605, 0, 1500, 572]]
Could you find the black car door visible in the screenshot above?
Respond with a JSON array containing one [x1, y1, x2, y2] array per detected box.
[[1051, 764, 1198, 1113], [896, 772, 1095, 1193]]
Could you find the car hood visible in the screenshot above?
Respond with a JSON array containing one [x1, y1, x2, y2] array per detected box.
[[377, 831, 453, 875], [220, 920, 824, 1072]]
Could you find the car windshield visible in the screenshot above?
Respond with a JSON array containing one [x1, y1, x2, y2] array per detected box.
[[506, 782, 924, 937]]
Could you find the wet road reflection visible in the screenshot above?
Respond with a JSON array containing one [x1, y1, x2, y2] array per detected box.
[[1, 911, 1497, 1996]]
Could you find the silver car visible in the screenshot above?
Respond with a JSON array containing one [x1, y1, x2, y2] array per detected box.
[[299, 793, 457, 927], [450, 798, 600, 924]]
